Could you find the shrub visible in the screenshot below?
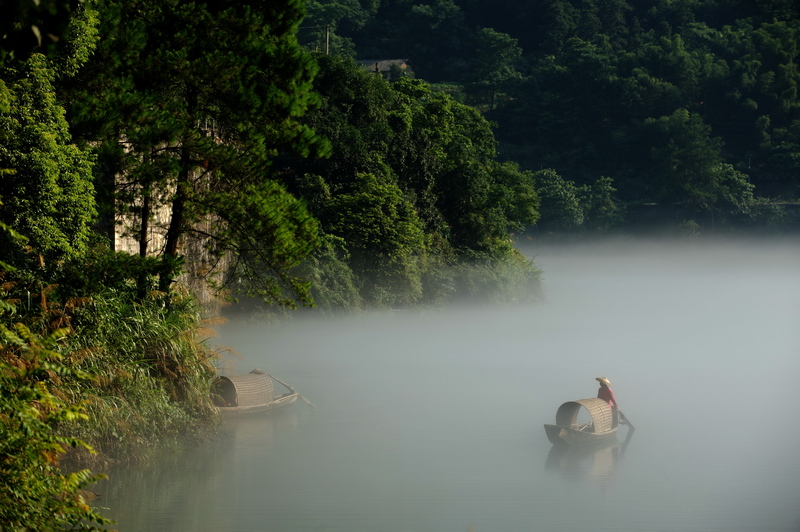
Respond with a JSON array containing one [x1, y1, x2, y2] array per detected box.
[[0, 322, 111, 530]]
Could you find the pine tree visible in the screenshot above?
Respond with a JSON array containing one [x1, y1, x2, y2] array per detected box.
[[65, 0, 330, 306]]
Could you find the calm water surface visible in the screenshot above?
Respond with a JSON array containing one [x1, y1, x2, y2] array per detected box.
[[96, 238, 800, 531]]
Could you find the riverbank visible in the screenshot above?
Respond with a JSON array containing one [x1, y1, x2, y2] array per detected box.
[[1, 278, 224, 528]]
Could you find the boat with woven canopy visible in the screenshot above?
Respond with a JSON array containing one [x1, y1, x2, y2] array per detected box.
[[544, 398, 619, 446], [211, 369, 298, 415]]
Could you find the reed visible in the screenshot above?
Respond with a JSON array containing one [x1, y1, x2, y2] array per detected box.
[[55, 287, 220, 466]]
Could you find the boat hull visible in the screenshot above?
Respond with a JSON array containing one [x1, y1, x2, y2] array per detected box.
[[217, 393, 298, 415], [544, 423, 618, 447]]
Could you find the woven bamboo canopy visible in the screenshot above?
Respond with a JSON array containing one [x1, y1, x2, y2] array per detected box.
[[212, 369, 274, 408], [555, 398, 615, 433]]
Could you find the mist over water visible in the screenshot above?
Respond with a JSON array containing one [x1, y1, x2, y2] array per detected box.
[[97, 237, 800, 532]]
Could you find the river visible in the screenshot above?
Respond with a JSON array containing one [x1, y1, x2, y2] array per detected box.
[[95, 237, 800, 532]]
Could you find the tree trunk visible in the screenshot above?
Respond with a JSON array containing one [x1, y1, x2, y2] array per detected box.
[[139, 187, 150, 257], [159, 148, 190, 292], [159, 90, 196, 292], [136, 184, 152, 299]]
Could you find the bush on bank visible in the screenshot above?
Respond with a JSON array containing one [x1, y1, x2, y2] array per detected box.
[[0, 311, 111, 530], [0, 245, 220, 529], [57, 287, 220, 465]]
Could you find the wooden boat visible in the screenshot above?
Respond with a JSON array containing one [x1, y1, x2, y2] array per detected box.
[[211, 369, 298, 415], [544, 398, 619, 447]]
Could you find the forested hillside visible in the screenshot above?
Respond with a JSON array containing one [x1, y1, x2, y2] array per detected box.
[[304, 0, 800, 231]]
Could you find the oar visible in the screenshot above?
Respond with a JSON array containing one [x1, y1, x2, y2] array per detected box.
[[619, 425, 635, 458], [268, 373, 316, 409], [617, 408, 635, 430]]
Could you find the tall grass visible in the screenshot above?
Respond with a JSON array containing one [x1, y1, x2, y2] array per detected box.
[[57, 287, 219, 466]]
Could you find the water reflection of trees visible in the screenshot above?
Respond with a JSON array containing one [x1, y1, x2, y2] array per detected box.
[[545, 430, 635, 489], [93, 411, 299, 529]]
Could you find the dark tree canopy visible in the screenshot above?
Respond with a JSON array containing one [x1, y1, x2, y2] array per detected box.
[[64, 0, 330, 306], [323, 0, 800, 228], [275, 56, 541, 307]]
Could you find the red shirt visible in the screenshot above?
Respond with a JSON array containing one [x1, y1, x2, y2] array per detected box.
[[597, 386, 618, 408]]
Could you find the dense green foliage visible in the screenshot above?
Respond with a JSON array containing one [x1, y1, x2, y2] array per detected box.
[[0, 54, 96, 270], [0, 21, 220, 521], [0, 245, 219, 529], [319, 0, 800, 230], [0, 317, 111, 530], [277, 56, 542, 308], [59, 285, 219, 462], [63, 0, 330, 303], [5, 0, 549, 316], [0, 212, 110, 529]]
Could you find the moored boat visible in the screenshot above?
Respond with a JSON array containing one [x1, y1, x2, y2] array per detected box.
[[544, 398, 619, 446], [211, 369, 299, 415]]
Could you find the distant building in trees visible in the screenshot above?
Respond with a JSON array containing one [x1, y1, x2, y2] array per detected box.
[[359, 59, 414, 80]]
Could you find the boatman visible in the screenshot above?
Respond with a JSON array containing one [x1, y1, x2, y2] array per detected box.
[[595, 377, 618, 409]]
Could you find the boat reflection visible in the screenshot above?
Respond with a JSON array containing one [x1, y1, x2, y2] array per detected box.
[[545, 429, 635, 487], [221, 408, 300, 440]]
